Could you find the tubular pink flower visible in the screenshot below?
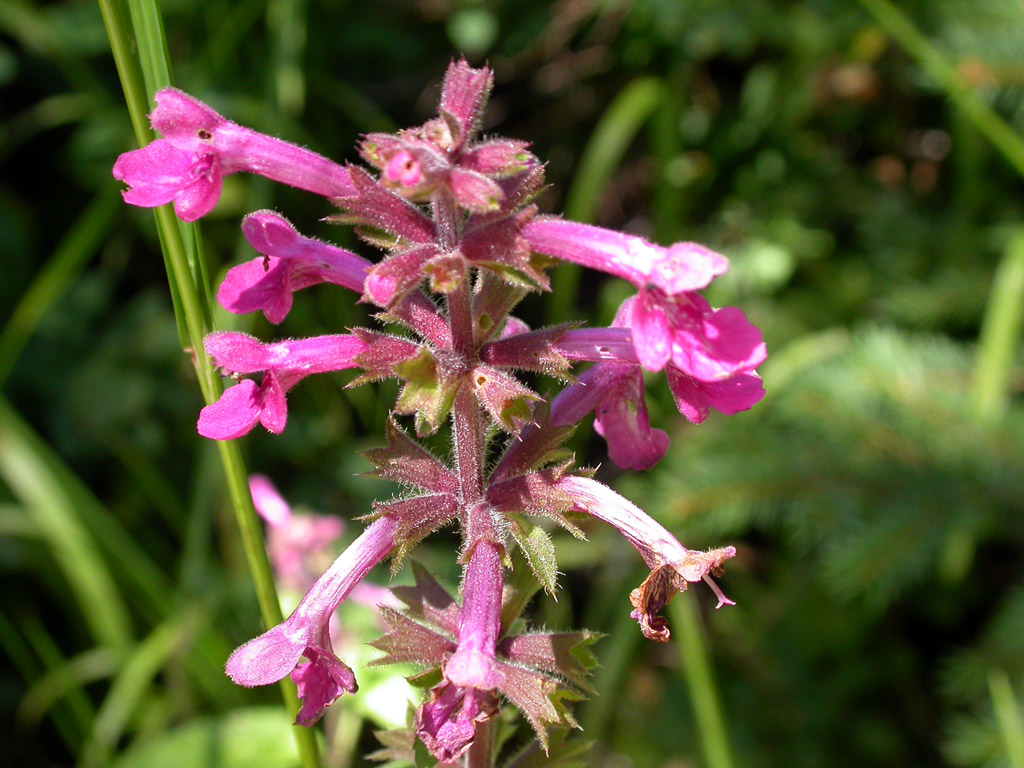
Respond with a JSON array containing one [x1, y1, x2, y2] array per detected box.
[[225, 515, 398, 726], [197, 332, 366, 439], [522, 218, 728, 294], [524, 219, 766, 375], [445, 542, 504, 691], [112, 88, 355, 221], [417, 541, 504, 762], [556, 476, 736, 641], [250, 475, 344, 592], [553, 325, 766, 425], [550, 363, 669, 471], [217, 211, 372, 323]]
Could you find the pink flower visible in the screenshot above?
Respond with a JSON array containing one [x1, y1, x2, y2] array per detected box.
[[622, 291, 766, 378], [549, 362, 670, 471], [218, 211, 371, 323], [197, 332, 366, 439], [249, 475, 344, 592], [225, 516, 397, 726], [556, 476, 736, 641], [113, 89, 355, 221], [416, 541, 503, 762], [523, 218, 766, 376]]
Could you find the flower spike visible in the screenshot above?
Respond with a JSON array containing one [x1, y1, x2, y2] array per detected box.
[[117, 61, 770, 755]]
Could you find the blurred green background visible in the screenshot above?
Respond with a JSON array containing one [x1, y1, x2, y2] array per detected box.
[[4, 0, 1024, 766]]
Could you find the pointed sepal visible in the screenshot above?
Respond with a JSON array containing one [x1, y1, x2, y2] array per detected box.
[[471, 365, 541, 433], [362, 419, 458, 495], [497, 631, 601, 693], [394, 347, 462, 436], [506, 514, 559, 596]]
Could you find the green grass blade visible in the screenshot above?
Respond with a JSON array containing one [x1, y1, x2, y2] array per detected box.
[[669, 596, 736, 768], [99, 2, 323, 762], [0, 398, 133, 653], [0, 191, 120, 388], [989, 668, 1024, 768], [18, 647, 115, 733], [974, 230, 1024, 421], [0, 607, 84, 751], [856, 0, 1024, 179], [77, 609, 207, 768], [0, 393, 238, 705]]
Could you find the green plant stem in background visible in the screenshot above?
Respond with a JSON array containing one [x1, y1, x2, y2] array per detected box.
[[0, 192, 120, 389], [855, 0, 1024, 178], [669, 597, 736, 768], [548, 76, 664, 323], [989, 668, 1024, 768], [0, 396, 133, 655], [855, 0, 1024, 423], [96, 1, 321, 766], [974, 230, 1024, 421]]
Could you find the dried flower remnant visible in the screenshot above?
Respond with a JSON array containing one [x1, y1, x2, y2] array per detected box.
[[114, 60, 765, 760]]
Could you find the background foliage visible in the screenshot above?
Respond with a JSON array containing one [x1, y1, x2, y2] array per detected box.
[[3, 0, 1024, 766]]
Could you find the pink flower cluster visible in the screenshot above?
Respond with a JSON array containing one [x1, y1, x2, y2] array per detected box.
[[113, 61, 765, 762]]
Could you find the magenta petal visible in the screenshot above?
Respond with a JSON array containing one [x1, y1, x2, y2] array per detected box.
[[171, 162, 223, 221], [417, 683, 482, 763], [204, 332, 271, 373], [241, 210, 302, 254], [672, 305, 767, 381], [217, 258, 292, 322], [225, 621, 308, 687], [667, 368, 765, 423], [291, 648, 358, 726], [249, 474, 292, 527], [649, 242, 729, 295], [258, 374, 288, 434], [113, 141, 193, 206], [594, 388, 670, 471], [150, 88, 226, 149], [197, 379, 261, 439], [630, 292, 673, 371]]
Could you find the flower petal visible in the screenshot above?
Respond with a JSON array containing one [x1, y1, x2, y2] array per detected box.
[[197, 379, 261, 440]]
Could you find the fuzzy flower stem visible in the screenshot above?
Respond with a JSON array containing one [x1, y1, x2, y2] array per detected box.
[[453, 385, 486, 508], [433, 189, 460, 251]]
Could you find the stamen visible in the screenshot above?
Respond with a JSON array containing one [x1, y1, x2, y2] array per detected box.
[[703, 574, 736, 609]]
